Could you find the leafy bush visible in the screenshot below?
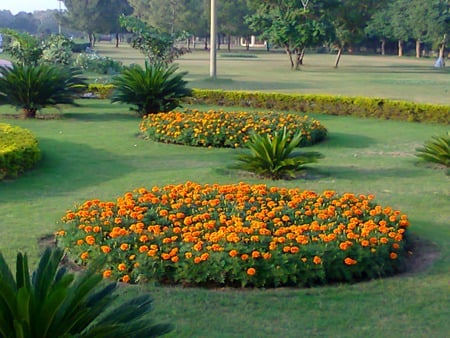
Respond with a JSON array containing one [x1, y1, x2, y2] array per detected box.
[[0, 123, 41, 180], [57, 182, 410, 288], [111, 62, 191, 116], [187, 89, 450, 124], [0, 29, 43, 66], [140, 109, 327, 148], [74, 52, 123, 75], [235, 127, 322, 179], [0, 247, 173, 337], [40, 35, 74, 65], [416, 132, 450, 171], [0, 64, 87, 118], [71, 42, 91, 53], [87, 84, 115, 99]]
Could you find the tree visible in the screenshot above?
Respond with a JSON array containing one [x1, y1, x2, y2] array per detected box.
[[0, 29, 43, 66], [218, 0, 252, 51], [95, 0, 133, 47], [366, 3, 395, 56], [247, 0, 334, 69]]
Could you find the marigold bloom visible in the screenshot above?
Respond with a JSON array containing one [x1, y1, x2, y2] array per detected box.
[[102, 270, 112, 278], [85, 235, 95, 245], [185, 252, 193, 259], [80, 252, 89, 260], [247, 268, 256, 276], [122, 275, 130, 283], [229, 249, 238, 257], [118, 263, 127, 271], [171, 256, 179, 263], [313, 256, 322, 264], [139, 245, 149, 253], [101, 245, 111, 254], [390, 252, 398, 259], [252, 251, 261, 259], [120, 243, 129, 251], [194, 257, 202, 264], [344, 257, 357, 265], [241, 254, 249, 260], [76, 239, 84, 246], [360, 240, 369, 247]]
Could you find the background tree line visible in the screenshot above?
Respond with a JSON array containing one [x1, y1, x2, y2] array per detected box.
[[1, 0, 448, 66]]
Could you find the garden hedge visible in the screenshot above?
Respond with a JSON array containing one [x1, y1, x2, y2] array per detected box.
[[87, 85, 449, 124], [0, 123, 41, 180]]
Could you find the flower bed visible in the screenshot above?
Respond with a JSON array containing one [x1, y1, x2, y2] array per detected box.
[[139, 109, 328, 148], [56, 182, 410, 287]]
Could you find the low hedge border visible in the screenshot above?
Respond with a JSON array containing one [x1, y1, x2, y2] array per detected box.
[[85, 85, 449, 124], [0, 123, 41, 180]]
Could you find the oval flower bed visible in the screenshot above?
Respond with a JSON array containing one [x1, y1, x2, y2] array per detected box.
[[139, 109, 328, 148], [56, 182, 410, 287]]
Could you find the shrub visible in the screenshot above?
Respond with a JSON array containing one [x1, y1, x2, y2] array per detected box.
[[74, 52, 123, 75], [416, 132, 450, 172], [87, 84, 115, 99], [40, 35, 74, 65], [111, 62, 191, 117], [0, 247, 173, 337], [186, 89, 450, 124], [0, 64, 87, 118], [235, 127, 323, 179], [0, 123, 41, 180], [57, 182, 411, 288], [140, 109, 327, 148]]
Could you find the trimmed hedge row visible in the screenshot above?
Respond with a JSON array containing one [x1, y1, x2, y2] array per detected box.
[[187, 90, 450, 124], [0, 123, 41, 180], [85, 85, 449, 124]]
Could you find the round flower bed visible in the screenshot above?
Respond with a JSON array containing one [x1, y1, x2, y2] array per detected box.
[[139, 109, 328, 148], [57, 182, 410, 287]]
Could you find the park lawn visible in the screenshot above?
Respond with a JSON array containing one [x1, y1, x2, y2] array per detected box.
[[0, 97, 448, 337]]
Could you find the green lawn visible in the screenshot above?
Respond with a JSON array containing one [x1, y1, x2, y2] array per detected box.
[[0, 48, 449, 337]]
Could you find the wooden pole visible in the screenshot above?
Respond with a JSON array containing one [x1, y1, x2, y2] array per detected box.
[[210, 0, 217, 78]]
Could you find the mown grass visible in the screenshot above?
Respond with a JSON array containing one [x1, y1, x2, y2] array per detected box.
[[0, 97, 448, 336]]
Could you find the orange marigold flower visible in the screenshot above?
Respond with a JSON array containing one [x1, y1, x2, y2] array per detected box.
[[339, 242, 348, 250], [392, 243, 400, 249], [241, 254, 249, 260], [380, 237, 389, 244], [161, 253, 171, 260], [200, 253, 209, 261], [262, 252, 272, 260], [148, 249, 157, 257], [185, 252, 193, 259], [76, 239, 84, 246], [344, 257, 357, 265], [360, 240, 369, 247], [129, 254, 136, 260], [85, 235, 95, 245], [247, 267, 256, 276], [313, 256, 322, 264], [102, 270, 112, 278], [194, 256, 202, 264], [171, 256, 179, 263], [229, 249, 238, 257], [139, 245, 149, 253], [122, 275, 130, 283], [159, 209, 169, 217], [93, 226, 101, 233], [390, 252, 398, 259], [252, 251, 261, 259], [118, 263, 127, 271], [80, 252, 89, 260], [101, 245, 111, 254], [290, 246, 299, 254], [120, 243, 129, 251]]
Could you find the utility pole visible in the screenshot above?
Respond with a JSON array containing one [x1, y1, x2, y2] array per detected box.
[[210, 0, 217, 78], [58, 0, 63, 34]]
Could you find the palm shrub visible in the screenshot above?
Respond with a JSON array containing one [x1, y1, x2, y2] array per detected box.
[[416, 132, 450, 173], [0, 64, 87, 118], [0, 247, 173, 337], [235, 127, 322, 179], [110, 62, 192, 116]]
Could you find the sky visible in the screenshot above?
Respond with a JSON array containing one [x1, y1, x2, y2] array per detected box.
[[0, 0, 66, 14]]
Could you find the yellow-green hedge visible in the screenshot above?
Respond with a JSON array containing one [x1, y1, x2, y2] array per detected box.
[[187, 90, 450, 124], [84, 85, 449, 124], [0, 123, 41, 180]]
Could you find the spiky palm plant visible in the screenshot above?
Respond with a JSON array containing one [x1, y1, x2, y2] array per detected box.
[[110, 62, 191, 116], [235, 127, 322, 179], [0, 63, 87, 118], [0, 247, 173, 337], [416, 132, 450, 171]]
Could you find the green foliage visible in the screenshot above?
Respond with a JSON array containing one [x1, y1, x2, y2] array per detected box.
[[416, 132, 450, 171], [40, 35, 74, 66], [140, 109, 327, 148], [0, 247, 173, 337], [0, 123, 41, 180], [111, 62, 191, 116], [235, 127, 322, 179], [119, 15, 188, 64], [87, 84, 115, 99], [74, 52, 123, 75], [0, 64, 87, 118], [188, 89, 450, 124], [0, 29, 43, 66]]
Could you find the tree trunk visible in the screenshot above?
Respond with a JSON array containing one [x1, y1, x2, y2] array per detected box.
[[23, 108, 37, 119], [204, 36, 208, 50], [381, 39, 386, 56], [227, 34, 231, 52], [398, 40, 403, 56], [115, 33, 119, 48], [299, 48, 305, 65], [334, 47, 343, 68], [246, 36, 250, 51], [285, 47, 294, 69], [415, 40, 421, 58], [217, 33, 221, 50]]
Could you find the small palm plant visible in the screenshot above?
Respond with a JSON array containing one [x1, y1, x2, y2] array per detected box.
[[0, 63, 87, 118], [235, 127, 322, 179], [110, 62, 192, 116], [0, 247, 173, 337], [416, 132, 450, 172]]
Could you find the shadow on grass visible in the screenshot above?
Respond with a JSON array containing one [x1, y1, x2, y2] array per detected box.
[[63, 111, 139, 121], [320, 132, 374, 149], [0, 138, 134, 202], [317, 165, 421, 180]]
